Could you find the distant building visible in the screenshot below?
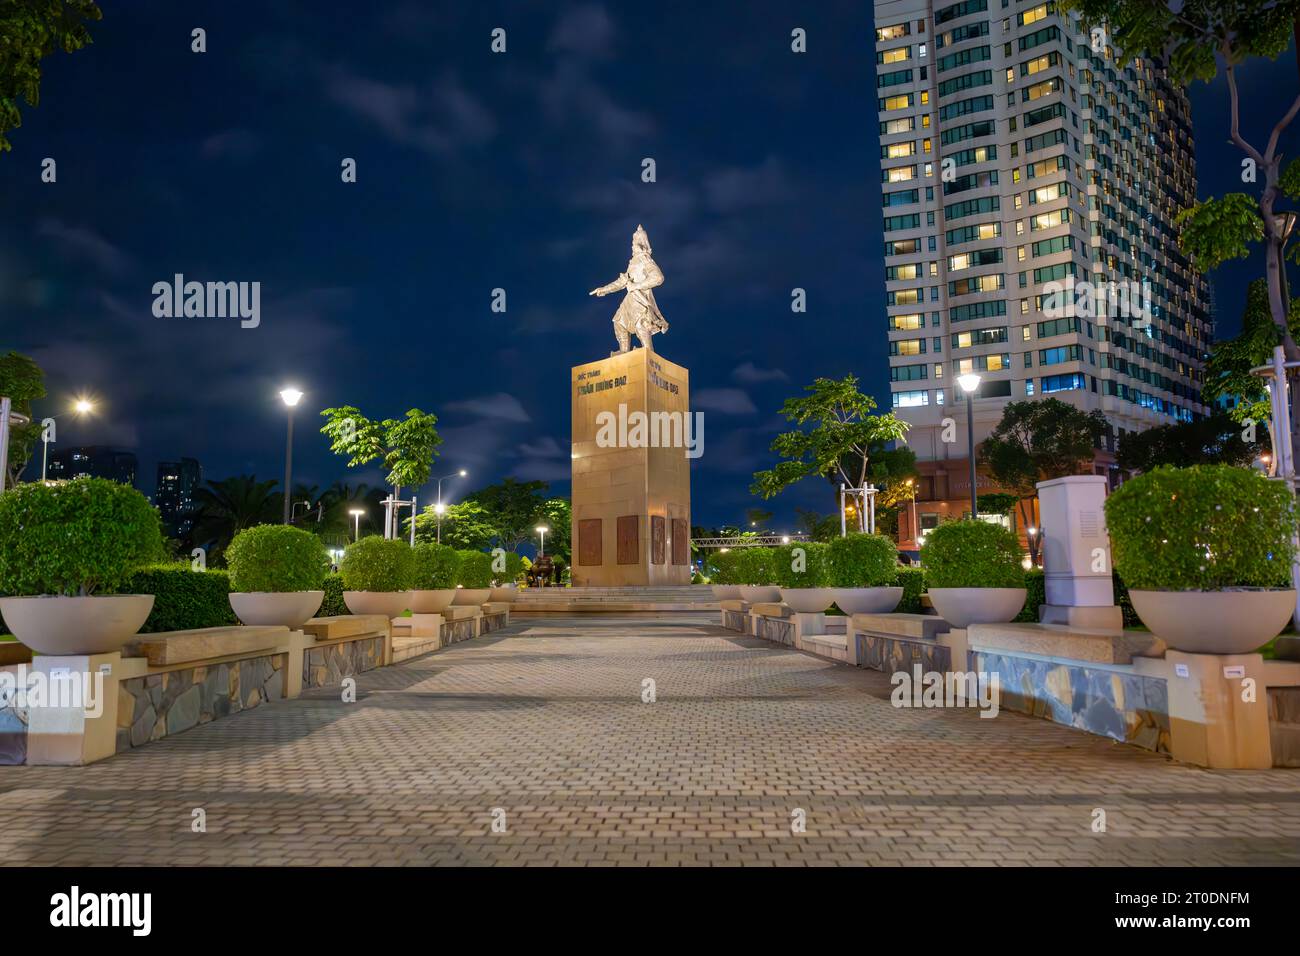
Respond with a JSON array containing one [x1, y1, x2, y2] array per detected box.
[[47, 446, 138, 487], [156, 457, 202, 538]]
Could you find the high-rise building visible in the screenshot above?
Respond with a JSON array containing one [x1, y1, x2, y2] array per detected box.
[[156, 457, 202, 538], [875, 0, 1211, 547], [47, 446, 138, 487]]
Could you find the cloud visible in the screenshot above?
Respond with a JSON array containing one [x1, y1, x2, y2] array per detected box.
[[732, 361, 789, 384], [326, 68, 496, 156], [517, 435, 567, 457], [201, 128, 262, 162], [36, 220, 132, 277], [538, 61, 654, 141], [549, 4, 617, 58], [694, 387, 757, 415], [444, 392, 531, 423], [704, 157, 795, 212]]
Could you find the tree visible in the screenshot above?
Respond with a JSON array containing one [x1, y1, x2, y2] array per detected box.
[[1116, 413, 1262, 473], [538, 496, 572, 564], [0, 350, 45, 487], [744, 507, 773, 530], [978, 398, 1107, 564], [1066, 0, 1300, 454], [750, 375, 909, 532], [795, 508, 841, 543], [190, 475, 281, 563], [413, 499, 498, 550], [463, 477, 550, 551], [0, 0, 101, 152], [320, 406, 442, 534], [976, 493, 1021, 517]]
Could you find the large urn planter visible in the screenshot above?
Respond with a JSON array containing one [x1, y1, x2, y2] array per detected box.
[[1128, 589, 1295, 655], [229, 591, 324, 628], [0, 595, 155, 656], [738, 586, 781, 603], [927, 587, 1027, 629], [711, 585, 742, 601], [343, 591, 412, 618], [831, 587, 903, 615], [489, 584, 518, 604], [779, 588, 836, 614], [407, 589, 457, 613], [452, 588, 492, 606]]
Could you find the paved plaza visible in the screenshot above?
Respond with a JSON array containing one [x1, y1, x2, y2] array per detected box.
[[1, 613, 1299, 866]]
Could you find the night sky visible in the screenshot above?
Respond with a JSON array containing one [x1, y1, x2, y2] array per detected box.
[[2, 1, 1296, 530]]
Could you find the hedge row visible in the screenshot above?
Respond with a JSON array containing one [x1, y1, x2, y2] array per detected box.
[[121, 564, 237, 633]]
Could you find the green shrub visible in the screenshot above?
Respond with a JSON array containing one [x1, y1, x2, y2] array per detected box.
[[733, 547, 777, 585], [340, 537, 414, 592], [705, 549, 739, 584], [457, 550, 494, 588], [411, 542, 460, 589], [0, 477, 164, 596], [1104, 464, 1294, 590], [498, 550, 525, 586], [225, 524, 330, 593], [772, 542, 831, 588], [320, 573, 348, 616], [895, 566, 926, 613], [1014, 567, 1045, 622], [921, 520, 1024, 589], [828, 533, 898, 587], [119, 564, 237, 632], [1112, 572, 1141, 628]]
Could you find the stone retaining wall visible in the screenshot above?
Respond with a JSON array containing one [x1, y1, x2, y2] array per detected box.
[[303, 636, 384, 688], [480, 611, 509, 635], [754, 616, 794, 647], [0, 666, 27, 765]]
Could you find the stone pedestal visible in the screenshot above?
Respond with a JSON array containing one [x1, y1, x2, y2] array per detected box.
[[1036, 474, 1122, 630], [570, 347, 692, 586]]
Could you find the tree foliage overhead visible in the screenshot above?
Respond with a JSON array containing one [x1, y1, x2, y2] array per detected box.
[[750, 375, 909, 530], [0, 350, 46, 486], [190, 475, 281, 564], [0, 0, 102, 152], [320, 405, 442, 491], [1116, 412, 1263, 472], [1204, 279, 1300, 427], [411, 477, 572, 562]]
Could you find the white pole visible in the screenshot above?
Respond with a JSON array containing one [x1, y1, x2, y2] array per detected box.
[[839, 483, 846, 537], [1267, 347, 1300, 629], [410, 496, 417, 547], [0, 397, 10, 493]]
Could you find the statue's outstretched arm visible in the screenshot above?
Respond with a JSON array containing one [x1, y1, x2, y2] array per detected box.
[[589, 273, 629, 296]]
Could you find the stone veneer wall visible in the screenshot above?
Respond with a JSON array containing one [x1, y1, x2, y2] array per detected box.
[[480, 611, 509, 635], [443, 618, 478, 645], [1268, 687, 1300, 768], [303, 636, 384, 688], [857, 633, 952, 675], [0, 665, 27, 765], [116, 654, 287, 753], [722, 610, 747, 632], [971, 650, 1171, 754], [754, 616, 794, 647]]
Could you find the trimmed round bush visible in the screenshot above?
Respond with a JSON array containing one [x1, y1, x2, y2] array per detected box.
[[411, 542, 461, 589], [921, 520, 1024, 589], [0, 477, 163, 596], [320, 573, 348, 616], [1104, 464, 1295, 590], [340, 536, 414, 592], [828, 533, 898, 587], [733, 546, 777, 585], [124, 565, 238, 632], [895, 566, 926, 612], [226, 524, 330, 593], [772, 542, 831, 588], [457, 550, 495, 588], [705, 549, 739, 584]]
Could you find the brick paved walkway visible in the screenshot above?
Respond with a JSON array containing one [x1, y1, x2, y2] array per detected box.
[[2, 614, 1299, 866]]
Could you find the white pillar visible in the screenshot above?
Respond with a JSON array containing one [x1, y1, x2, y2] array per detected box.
[[1035, 474, 1122, 631]]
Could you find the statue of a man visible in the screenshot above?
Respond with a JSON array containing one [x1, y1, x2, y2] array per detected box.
[[589, 224, 669, 353]]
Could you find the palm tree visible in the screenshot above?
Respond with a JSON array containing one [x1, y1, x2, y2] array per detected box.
[[318, 481, 387, 542], [191, 475, 281, 563]]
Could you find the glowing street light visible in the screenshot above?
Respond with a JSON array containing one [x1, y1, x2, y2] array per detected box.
[[434, 469, 467, 543], [279, 387, 303, 524], [536, 525, 550, 557], [349, 508, 365, 542], [957, 373, 982, 519], [40, 396, 96, 481]]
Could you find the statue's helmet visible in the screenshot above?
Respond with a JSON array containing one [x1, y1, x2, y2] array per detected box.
[[632, 224, 651, 254]]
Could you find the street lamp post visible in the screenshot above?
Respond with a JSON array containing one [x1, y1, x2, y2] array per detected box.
[[349, 508, 365, 542], [536, 525, 549, 557], [279, 388, 303, 524], [957, 373, 982, 520], [434, 468, 467, 543]]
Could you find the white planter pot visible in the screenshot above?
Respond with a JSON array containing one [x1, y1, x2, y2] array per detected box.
[[1129, 589, 1296, 655], [489, 585, 518, 604], [452, 588, 492, 606], [229, 591, 323, 628], [0, 594, 155, 656], [406, 589, 457, 613], [738, 586, 781, 603], [343, 591, 411, 618], [831, 587, 903, 615], [927, 587, 1027, 628], [779, 588, 836, 614], [711, 585, 742, 601]]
